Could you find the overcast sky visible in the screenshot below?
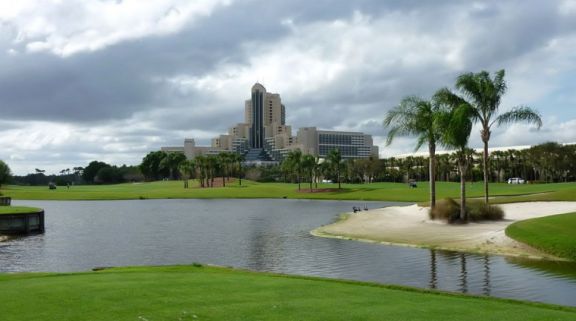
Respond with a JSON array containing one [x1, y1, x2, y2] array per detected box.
[[1, 0, 576, 175]]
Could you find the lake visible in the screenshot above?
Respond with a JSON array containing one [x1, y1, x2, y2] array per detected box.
[[3, 199, 576, 307]]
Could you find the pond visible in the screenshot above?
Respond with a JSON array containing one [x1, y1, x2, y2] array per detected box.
[[2, 199, 576, 307]]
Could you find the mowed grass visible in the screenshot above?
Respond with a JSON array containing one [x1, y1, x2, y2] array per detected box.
[[0, 265, 574, 321], [2, 180, 576, 202], [506, 213, 576, 261], [0, 206, 42, 215]]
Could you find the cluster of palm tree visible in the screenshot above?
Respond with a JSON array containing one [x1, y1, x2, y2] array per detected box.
[[491, 143, 576, 183], [281, 148, 347, 191], [385, 69, 542, 221], [180, 152, 245, 188]]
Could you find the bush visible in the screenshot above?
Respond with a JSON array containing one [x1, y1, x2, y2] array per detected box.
[[467, 201, 505, 221], [429, 198, 459, 221], [429, 198, 504, 222]]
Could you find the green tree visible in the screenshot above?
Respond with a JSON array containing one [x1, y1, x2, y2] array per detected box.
[[285, 149, 303, 190], [231, 153, 245, 186], [160, 152, 186, 180], [179, 159, 195, 188], [140, 151, 169, 181], [327, 149, 343, 190], [0, 160, 11, 189], [437, 100, 474, 221], [439, 70, 542, 205], [302, 154, 316, 192], [384, 96, 445, 209], [82, 161, 111, 184]]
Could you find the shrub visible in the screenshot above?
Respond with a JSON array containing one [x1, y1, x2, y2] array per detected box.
[[429, 198, 459, 221], [429, 198, 504, 222], [467, 201, 505, 221]]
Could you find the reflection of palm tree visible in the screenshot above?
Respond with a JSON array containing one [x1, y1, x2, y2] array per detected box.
[[439, 70, 542, 204], [429, 249, 438, 289], [459, 253, 468, 294], [483, 255, 491, 296]]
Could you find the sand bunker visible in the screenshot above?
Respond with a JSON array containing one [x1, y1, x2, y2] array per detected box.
[[312, 202, 576, 260]]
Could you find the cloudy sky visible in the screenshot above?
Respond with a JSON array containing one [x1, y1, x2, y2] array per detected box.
[[1, 0, 576, 175]]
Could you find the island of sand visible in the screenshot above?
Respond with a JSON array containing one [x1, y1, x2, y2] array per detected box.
[[312, 202, 576, 260]]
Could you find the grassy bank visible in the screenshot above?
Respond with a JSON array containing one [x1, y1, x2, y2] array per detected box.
[[0, 206, 42, 215], [506, 213, 576, 261], [2, 180, 575, 202], [0, 265, 574, 321]]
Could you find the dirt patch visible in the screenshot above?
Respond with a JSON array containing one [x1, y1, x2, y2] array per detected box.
[[192, 178, 236, 188], [297, 188, 341, 193]]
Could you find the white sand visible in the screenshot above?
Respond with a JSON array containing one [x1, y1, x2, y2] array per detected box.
[[312, 202, 576, 260]]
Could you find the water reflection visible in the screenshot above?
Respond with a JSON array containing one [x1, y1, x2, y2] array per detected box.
[[429, 250, 437, 289]]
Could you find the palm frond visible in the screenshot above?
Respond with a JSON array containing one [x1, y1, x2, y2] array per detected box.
[[495, 106, 543, 128]]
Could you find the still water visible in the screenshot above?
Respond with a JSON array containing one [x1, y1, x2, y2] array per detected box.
[[2, 199, 576, 307]]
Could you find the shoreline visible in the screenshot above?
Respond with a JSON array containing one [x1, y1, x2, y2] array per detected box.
[[312, 202, 576, 261]]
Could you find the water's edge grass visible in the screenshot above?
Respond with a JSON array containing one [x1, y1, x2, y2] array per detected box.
[[1, 265, 575, 320]]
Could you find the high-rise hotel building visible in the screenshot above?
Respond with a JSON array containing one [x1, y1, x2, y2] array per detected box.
[[162, 83, 378, 162]]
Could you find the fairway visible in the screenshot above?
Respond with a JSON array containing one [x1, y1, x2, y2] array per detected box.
[[506, 213, 576, 261], [2, 180, 576, 202], [0, 265, 574, 321]]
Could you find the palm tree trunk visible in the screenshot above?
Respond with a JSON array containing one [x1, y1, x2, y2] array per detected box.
[[483, 139, 490, 205], [429, 144, 436, 210], [297, 173, 301, 191], [459, 160, 467, 222]]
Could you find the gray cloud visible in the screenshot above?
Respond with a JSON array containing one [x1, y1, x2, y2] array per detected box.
[[1, 0, 576, 174]]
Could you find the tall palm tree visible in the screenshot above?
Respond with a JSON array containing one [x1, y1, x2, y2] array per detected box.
[[327, 148, 343, 190], [231, 153, 245, 186], [179, 159, 195, 188], [438, 99, 474, 221], [384, 96, 445, 209], [285, 149, 303, 190], [302, 154, 316, 192], [437, 70, 542, 205]]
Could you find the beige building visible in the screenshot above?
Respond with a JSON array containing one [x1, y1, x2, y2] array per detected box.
[[162, 83, 378, 162]]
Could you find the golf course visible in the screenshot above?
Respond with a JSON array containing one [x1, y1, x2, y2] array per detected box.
[[1, 265, 575, 321], [2, 180, 576, 202], [2, 181, 576, 320]]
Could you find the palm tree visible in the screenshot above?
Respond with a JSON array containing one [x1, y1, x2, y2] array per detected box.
[[302, 154, 316, 192], [231, 153, 245, 186], [438, 70, 542, 205], [438, 99, 474, 221], [179, 159, 195, 188], [327, 148, 343, 190], [384, 96, 445, 209], [285, 149, 303, 190], [195, 155, 207, 188]]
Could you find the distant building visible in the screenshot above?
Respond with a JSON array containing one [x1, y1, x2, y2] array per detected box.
[[162, 83, 378, 162]]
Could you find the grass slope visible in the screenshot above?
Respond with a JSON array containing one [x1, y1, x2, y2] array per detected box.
[[506, 213, 576, 260], [2, 180, 575, 202], [0, 265, 574, 321], [0, 206, 42, 215]]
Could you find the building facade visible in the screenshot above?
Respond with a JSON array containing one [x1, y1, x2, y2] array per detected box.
[[162, 83, 378, 162]]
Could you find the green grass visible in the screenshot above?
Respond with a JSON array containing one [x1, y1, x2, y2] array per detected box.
[[0, 206, 42, 215], [2, 180, 575, 202], [0, 265, 574, 321], [506, 213, 576, 260]]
